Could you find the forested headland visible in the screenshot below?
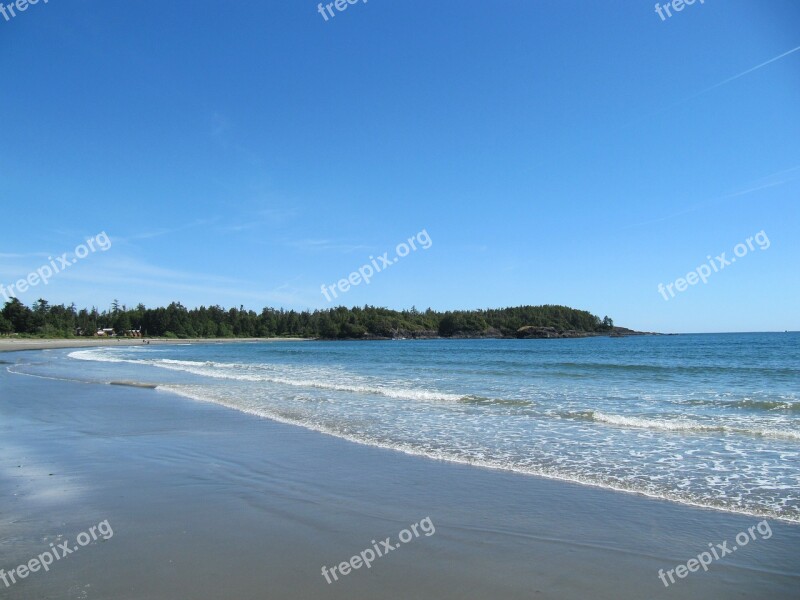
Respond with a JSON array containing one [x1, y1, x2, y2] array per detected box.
[[0, 298, 632, 340]]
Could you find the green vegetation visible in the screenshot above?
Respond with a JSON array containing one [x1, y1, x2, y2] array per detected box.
[[0, 298, 615, 339]]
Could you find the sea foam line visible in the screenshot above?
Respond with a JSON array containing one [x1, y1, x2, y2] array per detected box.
[[588, 411, 800, 441], [69, 350, 465, 403], [156, 384, 800, 523]]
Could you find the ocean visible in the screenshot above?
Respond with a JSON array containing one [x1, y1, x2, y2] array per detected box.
[[12, 333, 799, 522]]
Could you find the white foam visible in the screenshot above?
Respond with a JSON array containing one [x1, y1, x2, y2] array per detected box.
[[70, 350, 466, 403], [592, 411, 800, 441], [593, 411, 722, 433]]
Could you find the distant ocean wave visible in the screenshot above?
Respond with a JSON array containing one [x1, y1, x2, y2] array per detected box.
[[567, 410, 800, 441], [677, 397, 800, 412], [551, 361, 800, 376]]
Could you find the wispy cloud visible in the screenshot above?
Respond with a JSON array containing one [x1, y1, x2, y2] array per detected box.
[[210, 112, 230, 137], [209, 111, 263, 166], [112, 218, 218, 244], [8, 253, 311, 308], [625, 44, 800, 128], [623, 165, 800, 230], [0, 252, 50, 259], [286, 238, 371, 253], [697, 45, 800, 97], [218, 207, 300, 233]]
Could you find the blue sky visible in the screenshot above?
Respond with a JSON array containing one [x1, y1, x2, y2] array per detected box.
[[1, 0, 798, 333]]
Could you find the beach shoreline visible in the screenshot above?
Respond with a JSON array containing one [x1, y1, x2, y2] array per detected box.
[[1, 349, 798, 599], [0, 336, 310, 353]]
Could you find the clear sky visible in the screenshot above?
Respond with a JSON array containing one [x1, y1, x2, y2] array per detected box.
[[1, 0, 798, 333]]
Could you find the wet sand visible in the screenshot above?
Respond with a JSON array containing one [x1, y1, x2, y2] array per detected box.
[[1, 353, 798, 599]]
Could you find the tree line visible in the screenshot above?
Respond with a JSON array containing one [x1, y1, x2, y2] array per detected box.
[[0, 298, 614, 339]]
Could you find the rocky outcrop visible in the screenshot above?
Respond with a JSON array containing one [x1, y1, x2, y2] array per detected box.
[[516, 326, 593, 339], [515, 326, 657, 339]]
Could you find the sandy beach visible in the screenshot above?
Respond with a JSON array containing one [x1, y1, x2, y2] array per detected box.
[[1, 349, 798, 599], [0, 337, 309, 353]]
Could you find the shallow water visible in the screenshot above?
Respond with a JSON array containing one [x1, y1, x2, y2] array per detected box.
[[12, 333, 800, 521]]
